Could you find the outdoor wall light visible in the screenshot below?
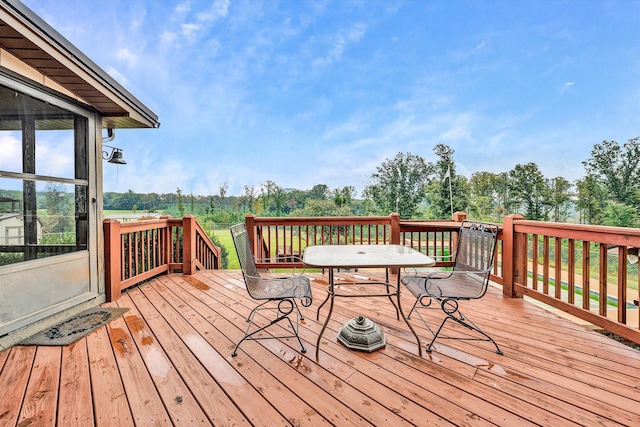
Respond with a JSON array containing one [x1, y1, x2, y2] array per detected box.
[[102, 144, 126, 165]]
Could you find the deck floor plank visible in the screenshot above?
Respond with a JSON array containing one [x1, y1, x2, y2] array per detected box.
[[57, 339, 94, 426], [86, 324, 134, 427], [117, 292, 213, 426], [0, 345, 36, 427], [105, 304, 172, 426], [17, 346, 61, 427], [2, 270, 640, 426]]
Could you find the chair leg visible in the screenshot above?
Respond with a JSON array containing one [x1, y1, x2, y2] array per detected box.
[[232, 298, 307, 357], [425, 298, 503, 355], [285, 316, 306, 354]]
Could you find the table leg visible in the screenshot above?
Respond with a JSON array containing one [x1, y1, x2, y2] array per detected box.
[[315, 268, 335, 359], [385, 268, 400, 320], [316, 287, 331, 321], [397, 272, 423, 357]]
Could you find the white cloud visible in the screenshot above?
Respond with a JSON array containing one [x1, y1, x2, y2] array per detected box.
[[197, 0, 230, 23], [314, 22, 367, 68], [181, 23, 200, 43], [561, 81, 575, 93], [174, 2, 191, 17], [0, 135, 21, 171], [116, 47, 138, 67], [159, 30, 177, 46], [130, 8, 147, 30]]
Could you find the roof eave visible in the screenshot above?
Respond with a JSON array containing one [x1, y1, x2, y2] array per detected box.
[[0, 0, 159, 129]]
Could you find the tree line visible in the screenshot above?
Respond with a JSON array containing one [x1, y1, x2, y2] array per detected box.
[[102, 136, 639, 228]]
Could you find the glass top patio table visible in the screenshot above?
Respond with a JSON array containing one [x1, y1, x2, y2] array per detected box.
[[303, 244, 435, 269], [303, 244, 435, 359]]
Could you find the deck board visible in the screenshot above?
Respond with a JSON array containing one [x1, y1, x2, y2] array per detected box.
[[1, 270, 640, 426], [57, 339, 94, 425], [105, 305, 172, 426], [17, 346, 60, 427], [86, 325, 134, 427]]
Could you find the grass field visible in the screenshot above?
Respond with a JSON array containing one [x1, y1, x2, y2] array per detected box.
[[212, 229, 240, 270]]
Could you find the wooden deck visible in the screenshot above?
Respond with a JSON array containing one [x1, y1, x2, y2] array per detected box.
[[1, 270, 639, 426]]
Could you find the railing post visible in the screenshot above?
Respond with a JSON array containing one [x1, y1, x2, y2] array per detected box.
[[452, 211, 467, 222], [245, 214, 256, 254], [502, 214, 525, 298], [390, 212, 400, 245], [183, 215, 196, 275], [103, 219, 122, 302], [390, 212, 401, 274]]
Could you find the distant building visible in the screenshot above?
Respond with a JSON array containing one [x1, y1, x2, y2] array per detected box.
[[0, 213, 42, 244]]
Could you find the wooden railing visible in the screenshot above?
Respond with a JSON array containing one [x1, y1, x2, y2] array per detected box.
[[501, 214, 640, 344], [244, 213, 639, 344], [245, 212, 468, 270], [104, 215, 221, 301]]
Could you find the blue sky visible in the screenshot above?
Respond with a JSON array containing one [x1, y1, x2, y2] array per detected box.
[[22, 0, 640, 197]]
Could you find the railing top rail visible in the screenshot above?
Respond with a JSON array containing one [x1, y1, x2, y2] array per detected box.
[[104, 217, 184, 232], [249, 215, 394, 226], [399, 220, 462, 231], [513, 219, 640, 246]]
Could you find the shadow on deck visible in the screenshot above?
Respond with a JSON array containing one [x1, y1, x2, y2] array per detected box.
[[1, 270, 639, 426]]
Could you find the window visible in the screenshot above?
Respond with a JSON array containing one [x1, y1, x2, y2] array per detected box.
[[0, 83, 90, 266]]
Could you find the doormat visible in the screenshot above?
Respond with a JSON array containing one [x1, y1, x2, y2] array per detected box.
[[19, 307, 129, 346]]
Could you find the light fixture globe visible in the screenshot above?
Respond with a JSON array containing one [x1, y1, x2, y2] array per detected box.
[[337, 315, 386, 352]]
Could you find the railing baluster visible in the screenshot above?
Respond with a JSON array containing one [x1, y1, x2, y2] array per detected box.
[[543, 235, 550, 295], [599, 243, 608, 316], [568, 239, 575, 304], [618, 246, 627, 324], [582, 240, 591, 310], [555, 237, 562, 299]]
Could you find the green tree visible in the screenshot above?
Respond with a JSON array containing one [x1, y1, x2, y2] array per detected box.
[[333, 186, 356, 208], [424, 144, 468, 219], [549, 176, 573, 222], [603, 201, 639, 228], [44, 183, 72, 234], [260, 180, 284, 215], [290, 199, 353, 217], [219, 182, 228, 211], [508, 163, 549, 221], [272, 185, 287, 216], [468, 171, 501, 220], [582, 137, 640, 206], [243, 185, 256, 213], [308, 184, 330, 200], [176, 187, 185, 217], [363, 152, 433, 219]]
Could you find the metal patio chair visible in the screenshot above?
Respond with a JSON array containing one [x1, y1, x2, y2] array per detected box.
[[230, 223, 312, 357], [401, 220, 502, 354]]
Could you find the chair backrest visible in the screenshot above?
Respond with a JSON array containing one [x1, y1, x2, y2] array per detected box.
[[230, 223, 263, 294], [453, 221, 499, 284]]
